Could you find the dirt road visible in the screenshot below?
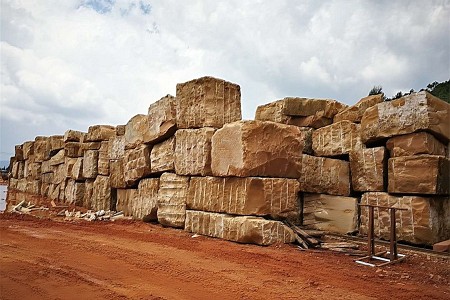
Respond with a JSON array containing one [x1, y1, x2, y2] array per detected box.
[[0, 214, 448, 300]]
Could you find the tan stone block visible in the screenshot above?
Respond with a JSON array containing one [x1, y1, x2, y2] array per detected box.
[[124, 114, 147, 149], [211, 121, 303, 178], [15, 145, 24, 161], [151, 137, 175, 174], [47, 135, 64, 154], [81, 142, 102, 151], [176, 76, 241, 129], [26, 180, 41, 195], [97, 141, 109, 176], [312, 120, 363, 157], [71, 158, 84, 181], [292, 112, 333, 129], [116, 188, 138, 216], [386, 132, 447, 157], [52, 164, 66, 185], [116, 125, 125, 136], [65, 179, 85, 206], [23, 141, 34, 160], [175, 128, 215, 176], [124, 145, 152, 186], [33, 137, 48, 162], [41, 172, 53, 184], [302, 194, 358, 234], [349, 147, 387, 192], [64, 142, 82, 158], [334, 94, 383, 123], [65, 158, 77, 178], [49, 181, 66, 201], [49, 149, 65, 166], [187, 177, 300, 222], [82, 150, 98, 179], [86, 125, 115, 142], [64, 129, 85, 142], [24, 161, 41, 180], [40, 160, 52, 174], [145, 94, 178, 144], [157, 173, 189, 228], [83, 179, 94, 209], [361, 91, 450, 144], [108, 136, 125, 160], [134, 178, 160, 220], [92, 175, 111, 211], [299, 154, 350, 196], [388, 155, 449, 195], [11, 162, 20, 178], [360, 192, 450, 245], [110, 159, 126, 188]]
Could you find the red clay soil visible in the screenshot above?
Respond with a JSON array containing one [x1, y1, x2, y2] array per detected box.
[[0, 214, 448, 300]]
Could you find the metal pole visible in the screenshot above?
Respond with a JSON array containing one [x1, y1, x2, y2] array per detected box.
[[389, 208, 398, 261], [368, 206, 375, 258]]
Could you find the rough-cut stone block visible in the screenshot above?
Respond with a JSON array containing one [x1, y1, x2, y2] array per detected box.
[[110, 159, 126, 188], [24, 161, 41, 180], [47, 135, 64, 155], [349, 147, 387, 192], [134, 178, 160, 220], [124, 114, 147, 149], [64, 142, 82, 158], [15, 145, 24, 161], [146, 95, 177, 144], [361, 91, 450, 144], [92, 175, 111, 211], [49, 182, 66, 201], [71, 158, 84, 181], [187, 177, 300, 222], [211, 121, 303, 178], [64, 130, 85, 142], [23, 141, 34, 160], [386, 132, 447, 157], [81, 142, 102, 152], [185, 211, 295, 246], [334, 94, 383, 123], [49, 149, 65, 166], [312, 120, 363, 157], [151, 137, 175, 174], [65, 158, 77, 178], [302, 194, 358, 234], [433, 240, 450, 253], [175, 128, 215, 176], [41, 172, 53, 184], [116, 125, 125, 136], [97, 141, 109, 176], [108, 136, 125, 160], [33, 137, 48, 162], [157, 173, 189, 228], [292, 112, 333, 129], [86, 125, 116, 142], [388, 155, 449, 195], [124, 145, 152, 186], [360, 192, 450, 245], [299, 154, 350, 196], [82, 150, 98, 179], [176, 76, 241, 129], [52, 164, 66, 185], [83, 179, 94, 209], [65, 179, 85, 206], [116, 189, 138, 216]]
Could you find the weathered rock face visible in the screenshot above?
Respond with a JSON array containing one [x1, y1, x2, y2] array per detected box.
[[108, 136, 125, 160], [185, 211, 295, 246], [47, 135, 64, 157], [299, 154, 350, 196], [124, 114, 147, 149], [150, 136, 175, 174], [64, 142, 82, 158], [176, 76, 241, 129], [65, 158, 77, 179], [388, 155, 449, 195], [64, 130, 85, 142], [361, 91, 450, 144], [24, 161, 41, 180], [134, 178, 160, 220], [15, 145, 24, 161], [86, 125, 116, 142], [123, 145, 152, 186], [334, 94, 383, 123], [83, 179, 94, 209], [360, 192, 450, 245], [23, 141, 34, 160], [49, 149, 65, 166], [110, 159, 127, 188], [82, 150, 98, 179], [349, 147, 387, 192], [291, 112, 333, 129], [81, 142, 101, 151], [65, 179, 85, 206], [211, 121, 303, 178], [157, 173, 189, 228], [386, 132, 447, 157], [92, 175, 111, 211], [116, 189, 138, 216], [146, 95, 177, 144], [97, 141, 109, 176], [175, 128, 215, 176], [312, 120, 363, 157], [34, 137, 48, 162], [187, 177, 300, 222], [116, 125, 125, 136], [52, 164, 66, 185], [302, 194, 358, 234], [71, 158, 84, 181]]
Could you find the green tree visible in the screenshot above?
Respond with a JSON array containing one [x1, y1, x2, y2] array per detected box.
[[427, 80, 449, 103], [368, 85, 383, 96]]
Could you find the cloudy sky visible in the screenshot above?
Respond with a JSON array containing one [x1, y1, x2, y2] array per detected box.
[[1, 0, 449, 161]]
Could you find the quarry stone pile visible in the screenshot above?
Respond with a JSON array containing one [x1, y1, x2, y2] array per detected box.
[[7, 77, 450, 247]]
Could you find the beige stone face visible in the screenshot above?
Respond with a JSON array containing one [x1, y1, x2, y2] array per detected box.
[[92, 175, 111, 211], [175, 128, 215, 176], [116, 189, 138, 216], [97, 141, 110, 176], [64, 129, 85, 142], [302, 194, 358, 234], [71, 158, 84, 181], [360, 192, 450, 245], [361, 91, 450, 144], [52, 164, 66, 185], [388, 155, 449, 195], [211, 120, 303, 178], [187, 176, 300, 223], [176, 76, 241, 129], [334, 94, 383, 123], [185, 211, 295, 246], [65, 179, 85, 206], [349, 147, 387, 192], [47, 135, 64, 154], [49, 149, 65, 166], [86, 125, 116, 142], [116, 125, 125, 136], [312, 120, 363, 157], [123, 145, 152, 186], [24, 161, 41, 180], [386, 132, 447, 157], [280, 97, 347, 118], [157, 173, 189, 228], [82, 150, 98, 179], [23, 141, 34, 160], [26, 180, 41, 195], [124, 114, 148, 149], [134, 178, 160, 220], [65, 158, 77, 179], [33, 137, 48, 162], [64, 142, 82, 158], [110, 159, 126, 188], [108, 136, 125, 160], [15, 145, 24, 161], [146, 94, 177, 144], [150, 136, 175, 174], [299, 154, 350, 196], [83, 179, 95, 209]]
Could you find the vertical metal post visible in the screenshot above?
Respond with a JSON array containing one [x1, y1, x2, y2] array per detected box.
[[368, 206, 375, 258], [389, 208, 398, 261]]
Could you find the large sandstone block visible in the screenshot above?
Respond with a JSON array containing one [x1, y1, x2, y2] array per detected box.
[[187, 177, 300, 222], [124, 145, 152, 186], [64, 130, 85, 142], [151, 137, 175, 174], [65, 158, 77, 178], [176, 76, 241, 129], [360, 192, 450, 245], [146, 94, 177, 144], [49, 149, 65, 166], [65, 179, 85, 206], [185, 211, 295, 246], [52, 164, 67, 185], [312, 120, 363, 157], [386, 132, 447, 157], [92, 175, 111, 211], [23, 141, 34, 160], [33, 137, 49, 162], [110, 159, 126, 188], [116, 189, 138, 216], [334, 94, 383, 123], [24, 161, 41, 180], [302, 194, 358, 234], [116, 125, 125, 136], [26, 180, 41, 195], [108, 136, 125, 160], [134, 178, 160, 220], [97, 141, 109, 176], [388, 155, 449, 195], [86, 125, 115, 142], [15, 145, 24, 161], [361, 91, 450, 144], [299, 154, 350, 196], [157, 173, 189, 228], [83, 179, 94, 209], [124, 114, 147, 149], [47, 135, 64, 156], [82, 150, 98, 179], [349, 147, 387, 192], [49, 182, 66, 201], [175, 128, 215, 176], [211, 121, 303, 178], [64, 142, 82, 158], [71, 158, 84, 181]]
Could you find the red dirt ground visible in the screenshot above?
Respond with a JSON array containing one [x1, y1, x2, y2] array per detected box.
[[0, 213, 448, 300]]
